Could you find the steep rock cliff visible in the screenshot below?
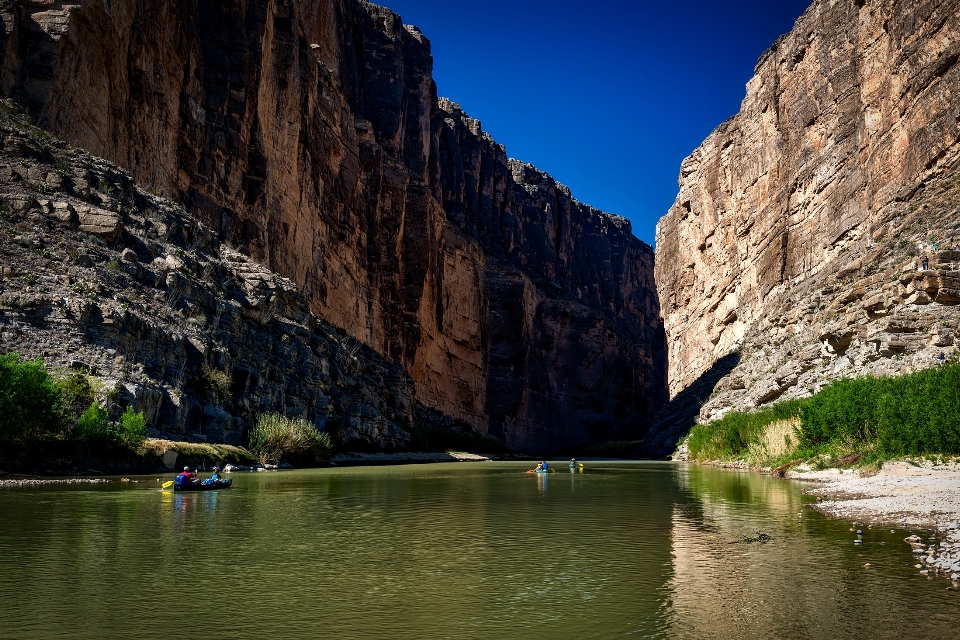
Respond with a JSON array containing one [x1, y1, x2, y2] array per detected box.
[[649, 0, 960, 454], [0, 102, 415, 448], [0, 0, 665, 450]]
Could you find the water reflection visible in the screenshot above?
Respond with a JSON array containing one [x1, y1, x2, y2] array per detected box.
[[0, 463, 956, 639], [663, 465, 955, 639]]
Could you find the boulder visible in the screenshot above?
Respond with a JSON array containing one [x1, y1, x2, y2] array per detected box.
[[76, 205, 122, 242]]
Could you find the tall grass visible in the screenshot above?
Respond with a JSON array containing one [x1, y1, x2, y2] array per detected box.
[[248, 413, 332, 464], [686, 363, 960, 466], [686, 399, 805, 462]]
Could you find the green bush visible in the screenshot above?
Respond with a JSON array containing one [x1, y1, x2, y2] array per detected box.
[[0, 353, 62, 446], [199, 365, 232, 404], [248, 413, 332, 465], [118, 406, 147, 449], [73, 401, 114, 451], [688, 363, 960, 465], [58, 373, 95, 426], [797, 364, 960, 458], [687, 398, 804, 461]]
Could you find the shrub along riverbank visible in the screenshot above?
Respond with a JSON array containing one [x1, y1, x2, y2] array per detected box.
[[0, 353, 332, 473], [0, 353, 149, 470], [685, 361, 960, 469]]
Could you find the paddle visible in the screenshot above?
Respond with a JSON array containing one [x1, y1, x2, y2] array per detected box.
[[161, 480, 174, 489]]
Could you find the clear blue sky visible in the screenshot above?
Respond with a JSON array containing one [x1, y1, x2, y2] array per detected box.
[[381, 0, 812, 245]]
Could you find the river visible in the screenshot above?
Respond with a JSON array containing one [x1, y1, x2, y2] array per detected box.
[[0, 462, 955, 638]]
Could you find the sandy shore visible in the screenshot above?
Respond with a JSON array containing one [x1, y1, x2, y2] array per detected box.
[[789, 460, 960, 529], [329, 451, 504, 466], [790, 460, 960, 580]]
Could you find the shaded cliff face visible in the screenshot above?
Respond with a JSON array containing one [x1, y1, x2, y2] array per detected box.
[[0, 102, 416, 449], [649, 0, 960, 453], [0, 0, 665, 450]]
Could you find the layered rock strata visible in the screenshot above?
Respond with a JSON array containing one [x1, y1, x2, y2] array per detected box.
[[0, 103, 414, 448], [649, 0, 960, 454], [0, 0, 666, 450]]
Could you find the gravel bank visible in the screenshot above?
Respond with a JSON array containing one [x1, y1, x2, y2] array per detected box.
[[790, 460, 960, 582], [790, 460, 960, 529], [330, 452, 501, 466]]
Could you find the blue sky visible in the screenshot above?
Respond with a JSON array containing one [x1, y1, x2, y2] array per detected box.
[[382, 0, 812, 245]]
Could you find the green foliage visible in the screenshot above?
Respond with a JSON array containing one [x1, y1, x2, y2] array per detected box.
[[798, 364, 960, 458], [687, 363, 960, 466], [687, 399, 804, 461], [140, 439, 256, 467], [73, 401, 113, 451], [199, 365, 232, 404], [118, 406, 147, 449], [248, 413, 332, 465], [58, 373, 95, 426], [0, 353, 62, 447]]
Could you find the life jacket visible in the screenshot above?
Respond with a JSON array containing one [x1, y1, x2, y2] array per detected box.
[[175, 473, 191, 487]]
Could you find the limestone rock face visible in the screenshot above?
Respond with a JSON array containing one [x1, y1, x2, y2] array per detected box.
[[0, 105, 415, 449], [648, 0, 960, 454], [0, 0, 666, 450]]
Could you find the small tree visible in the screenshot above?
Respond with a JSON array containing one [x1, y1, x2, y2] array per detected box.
[[118, 406, 147, 449], [199, 365, 232, 404], [0, 353, 62, 446], [73, 401, 114, 454], [58, 373, 95, 426]]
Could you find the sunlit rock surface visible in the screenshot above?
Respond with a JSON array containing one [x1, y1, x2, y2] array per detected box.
[[0, 0, 666, 450], [648, 0, 960, 455]]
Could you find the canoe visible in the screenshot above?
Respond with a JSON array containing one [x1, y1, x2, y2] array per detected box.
[[526, 468, 556, 473], [174, 479, 233, 492]]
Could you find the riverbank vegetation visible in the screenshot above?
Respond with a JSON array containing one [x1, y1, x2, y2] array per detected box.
[[0, 353, 329, 472], [0, 353, 148, 468], [248, 413, 333, 465], [140, 440, 256, 468], [685, 361, 960, 469]]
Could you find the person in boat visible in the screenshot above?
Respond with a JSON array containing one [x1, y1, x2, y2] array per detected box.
[[569, 458, 578, 468], [535, 460, 548, 472], [210, 467, 222, 481], [175, 466, 197, 488]]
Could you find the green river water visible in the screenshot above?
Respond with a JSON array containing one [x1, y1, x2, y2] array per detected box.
[[0, 461, 956, 639]]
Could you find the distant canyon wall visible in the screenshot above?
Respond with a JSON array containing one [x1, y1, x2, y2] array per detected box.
[[0, 0, 666, 450], [645, 0, 960, 453]]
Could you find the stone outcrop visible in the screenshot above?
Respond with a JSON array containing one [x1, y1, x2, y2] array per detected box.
[[0, 103, 415, 448], [648, 0, 960, 455], [0, 0, 666, 450]]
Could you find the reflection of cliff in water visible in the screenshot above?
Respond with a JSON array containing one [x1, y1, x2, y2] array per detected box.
[[664, 465, 951, 638]]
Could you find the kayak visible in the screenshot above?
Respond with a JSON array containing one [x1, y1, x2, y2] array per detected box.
[[174, 478, 233, 492], [526, 468, 556, 473]]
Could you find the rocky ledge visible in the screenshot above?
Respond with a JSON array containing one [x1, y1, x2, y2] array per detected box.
[[0, 101, 419, 449]]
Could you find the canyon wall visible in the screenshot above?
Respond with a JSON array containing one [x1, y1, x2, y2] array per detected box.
[[648, 0, 960, 454], [0, 0, 665, 451]]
